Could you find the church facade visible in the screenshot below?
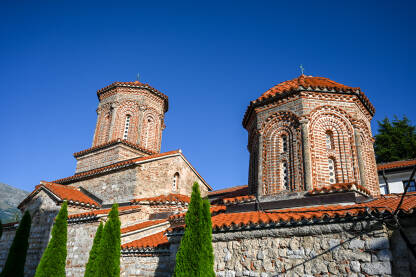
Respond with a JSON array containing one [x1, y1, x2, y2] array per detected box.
[[1, 75, 415, 277]]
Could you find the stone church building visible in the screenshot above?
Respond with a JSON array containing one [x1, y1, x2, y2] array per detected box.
[[1, 75, 415, 277]]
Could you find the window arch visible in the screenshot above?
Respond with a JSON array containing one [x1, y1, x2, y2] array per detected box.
[[144, 116, 155, 149], [123, 115, 131, 140], [172, 172, 180, 191]]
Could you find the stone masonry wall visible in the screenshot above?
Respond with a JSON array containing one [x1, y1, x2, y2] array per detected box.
[[69, 155, 209, 205], [0, 228, 17, 272], [212, 221, 394, 277]]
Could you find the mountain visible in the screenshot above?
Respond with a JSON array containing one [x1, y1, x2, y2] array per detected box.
[[0, 182, 29, 223]]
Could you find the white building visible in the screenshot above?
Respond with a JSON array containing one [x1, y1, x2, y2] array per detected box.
[[378, 159, 416, 194]]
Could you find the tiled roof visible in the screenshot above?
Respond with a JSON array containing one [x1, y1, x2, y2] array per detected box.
[[97, 81, 169, 112], [121, 219, 167, 234], [54, 150, 181, 184], [73, 139, 155, 157], [1, 222, 19, 229], [377, 159, 416, 171], [222, 195, 256, 205], [308, 182, 371, 196], [258, 75, 359, 101], [18, 182, 101, 209], [243, 75, 375, 127], [68, 205, 141, 221], [208, 185, 249, 197], [209, 192, 416, 231], [130, 194, 190, 205], [121, 231, 169, 250]]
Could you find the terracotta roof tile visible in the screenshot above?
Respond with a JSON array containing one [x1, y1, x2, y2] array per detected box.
[[121, 231, 169, 250], [54, 150, 181, 184], [308, 182, 371, 196], [121, 219, 167, 234], [97, 81, 169, 112], [222, 195, 256, 205], [68, 205, 141, 220], [19, 182, 100, 209], [208, 185, 249, 197], [258, 75, 359, 101], [243, 75, 375, 127], [130, 193, 190, 205], [209, 193, 416, 230], [73, 139, 156, 157], [377, 159, 416, 171]]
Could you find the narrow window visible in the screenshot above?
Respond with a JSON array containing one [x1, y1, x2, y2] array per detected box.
[[173, 173, 180, 191], [123, 115, 131, 140], [144, 117, 154, 148], [328, 158, 336, 184], [282, 161, 288, 190], [325, 131, 334, 149], [282, 135, 288, 153]]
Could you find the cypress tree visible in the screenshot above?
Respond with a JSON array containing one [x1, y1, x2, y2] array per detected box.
[[0, 211, 32, 277], [200, 198, 215, 277], [174, 182, 203, 277], [84, 222, 103, 277], [34, 201, 68, 277], [95, 204, 121, 277]]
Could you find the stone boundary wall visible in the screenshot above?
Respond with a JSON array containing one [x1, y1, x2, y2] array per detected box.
[[0, 228, 17, 272]]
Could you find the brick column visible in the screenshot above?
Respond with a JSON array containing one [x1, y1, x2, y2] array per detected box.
[[257, 134, 263, 197], [108, 103, 118, 141], [354, 128, 366, 187], [300, 119, 312, 190]]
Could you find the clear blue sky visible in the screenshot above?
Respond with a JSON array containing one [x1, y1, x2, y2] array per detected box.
[[1, 0, 415, 192]]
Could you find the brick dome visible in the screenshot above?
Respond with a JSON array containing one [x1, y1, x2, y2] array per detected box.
[[258, 74, 360, 102]]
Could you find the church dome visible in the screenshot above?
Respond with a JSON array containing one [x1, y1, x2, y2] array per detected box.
[[257, 74, 360, 102]]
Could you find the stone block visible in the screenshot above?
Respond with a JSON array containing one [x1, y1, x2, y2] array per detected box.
[[362, 262, 392, 275], [365, 237, 389, 250]]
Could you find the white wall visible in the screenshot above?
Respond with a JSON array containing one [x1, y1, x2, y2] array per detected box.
[[379, 170, 414, 194]]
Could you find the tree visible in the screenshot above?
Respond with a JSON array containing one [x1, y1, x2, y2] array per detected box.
[[95, 204, 121, 277], [0, 211, 32, 277], [84, 222, 103, 277], [34, 201, 68, 277], [174, 182, 214, 276], [200, 198, 215, 277], [374, 116, 416, 163]]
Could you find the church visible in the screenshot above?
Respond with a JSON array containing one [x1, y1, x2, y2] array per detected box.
[[1, 74, 415, 277]]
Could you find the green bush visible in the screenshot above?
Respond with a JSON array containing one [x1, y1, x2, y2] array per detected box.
[[84, 221, 103, 277], [34, 201, 68, 277], [0, 211, 32, 277], [95, 204, 121, 277]]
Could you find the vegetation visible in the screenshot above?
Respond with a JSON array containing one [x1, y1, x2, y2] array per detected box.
[[0, 211, 32, 277], [174, 182, 214, 276], [374, 116, 416, 163], [34, 201, 68, 277], [84, 222, 104, 277], [95, 204, 121, 277]]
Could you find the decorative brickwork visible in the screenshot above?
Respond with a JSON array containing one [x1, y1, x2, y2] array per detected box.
[[244, 75, 380, 197]]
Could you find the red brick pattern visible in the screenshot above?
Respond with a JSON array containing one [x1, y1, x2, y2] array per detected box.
[[244, 75, 379, 198], [91, 82, 166, 154]]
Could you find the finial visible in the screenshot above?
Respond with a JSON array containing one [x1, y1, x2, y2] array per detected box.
[[136, 73, 140, 82], [299, 64, 305, 75]]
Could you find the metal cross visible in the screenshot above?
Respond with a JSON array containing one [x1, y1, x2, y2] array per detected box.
[[299, 64, 305, 75], [136, 73, 140, 82]]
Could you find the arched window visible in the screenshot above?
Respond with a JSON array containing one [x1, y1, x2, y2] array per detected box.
[[281, 161, 288, 190], [144, 117, 154, 149], [328, 158, 336, 184], [281, 135, 288, 153], [172, 172, 179, 191], [123, 115, 131, 140], [325, 131, 334, 149]]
